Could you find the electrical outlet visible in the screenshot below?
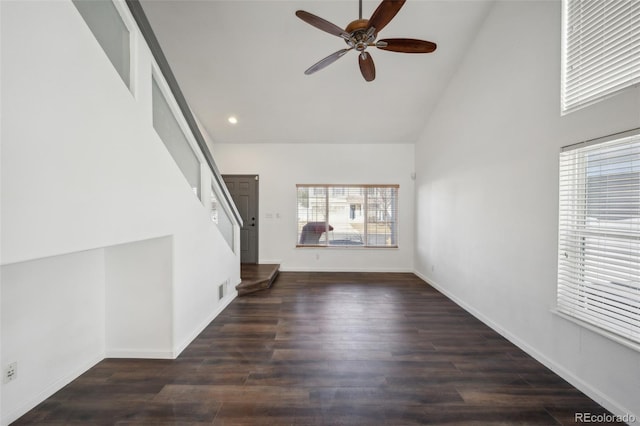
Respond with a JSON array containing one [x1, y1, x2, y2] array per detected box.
[[4, 362, 17, 383]]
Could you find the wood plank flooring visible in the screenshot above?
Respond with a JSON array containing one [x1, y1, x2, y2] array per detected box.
[[15, 272, 620, 425]]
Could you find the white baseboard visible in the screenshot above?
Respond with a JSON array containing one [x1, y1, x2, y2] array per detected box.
[[2, 353, 103, 426], [105, 349, 174, 359], [279, 266, 414, 273], [413, 270, 638, 424], [2, 284, 241, 425], [173, 290, 237, 357], [258, 259, 283, 264]]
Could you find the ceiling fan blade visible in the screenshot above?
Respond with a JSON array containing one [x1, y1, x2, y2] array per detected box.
[[304, 48, 352, 75], [358, 51, 376, 82], [295, 10, 349, 39], [377, 38, 437, 53], [367, 0, 406, 34]]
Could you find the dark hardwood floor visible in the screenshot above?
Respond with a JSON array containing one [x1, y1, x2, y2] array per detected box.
[[16, 272, 620, 425]]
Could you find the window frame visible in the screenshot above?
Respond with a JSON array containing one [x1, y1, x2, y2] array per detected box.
[[73, 0, 137, 93], [151, 66, 205, 201], [296, 184, 399, 249], [557, 127, 640, 349], [561, 0, 640, 114], [210, 177, 235, 252]]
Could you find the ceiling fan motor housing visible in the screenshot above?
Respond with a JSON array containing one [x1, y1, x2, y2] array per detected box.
[[344, 19, 376, 52]]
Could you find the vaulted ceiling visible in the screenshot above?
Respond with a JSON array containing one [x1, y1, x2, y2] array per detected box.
[[140, 0, 493, 145]]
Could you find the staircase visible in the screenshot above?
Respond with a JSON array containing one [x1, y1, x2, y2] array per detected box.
[[236, 263, 280, 296]]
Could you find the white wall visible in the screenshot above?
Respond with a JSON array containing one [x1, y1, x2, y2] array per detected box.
[[414, 0, 640, 419], [212, 143, 415, 272], [0, 1, 239, 424], [105, 237, 173, 358], [1, 250, 106, 425]]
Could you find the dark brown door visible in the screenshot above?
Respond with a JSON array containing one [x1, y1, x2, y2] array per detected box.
[[222, 175, 259, 264]]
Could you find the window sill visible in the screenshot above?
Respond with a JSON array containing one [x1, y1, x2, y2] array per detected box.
[[296, 245, 399, 249], [551, 309, 640, 353]]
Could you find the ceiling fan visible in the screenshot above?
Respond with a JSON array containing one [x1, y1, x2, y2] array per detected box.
[[295, 0, 437, 82]]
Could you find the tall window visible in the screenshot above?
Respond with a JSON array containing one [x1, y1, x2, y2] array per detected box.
[[152, 77, 201, 198], [210, 182, 234, 251], [297, 185, 398, 248], [557, 128, 640, 345], [73, 0, 131, 88], [561, 0, 640, 113]]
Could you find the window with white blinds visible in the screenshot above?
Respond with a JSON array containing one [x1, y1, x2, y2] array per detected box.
[[558, 128, 640, 345], [561, 0, 640, 113], [296, 184, 398, 248]]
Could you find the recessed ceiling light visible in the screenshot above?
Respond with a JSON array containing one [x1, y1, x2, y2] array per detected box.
[[227, 116, 238, 125]]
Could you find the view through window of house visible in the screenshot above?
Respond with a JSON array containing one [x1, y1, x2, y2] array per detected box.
[[297, 185, 398, 247], [558, 129, 640, 345]]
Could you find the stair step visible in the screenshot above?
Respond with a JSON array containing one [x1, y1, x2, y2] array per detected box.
[[236, 264, 279, 296]]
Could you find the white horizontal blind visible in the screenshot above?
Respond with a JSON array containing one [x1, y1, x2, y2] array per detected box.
[[562, 0, 640, 113], [558, 129, 640, 344]]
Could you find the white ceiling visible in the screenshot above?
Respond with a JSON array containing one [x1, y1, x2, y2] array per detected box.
[[140, 0, 493, 145]]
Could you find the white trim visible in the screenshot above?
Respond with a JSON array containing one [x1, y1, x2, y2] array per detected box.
[[2, 354, 103, 426], [553, 309, 640, 353], [561, 127, 640, 152], [561, 0, 640, 114], [281, 266, 413, 273], [562, 83, 640, 116], [557, 130, 640, 345], [413, 270, 639, 424], [296, 184, 400, 248], [111, 0, 138, 96], [258, 259, 284, 264], [560, 0, 569, 115], [104, 349, 174, 359], [150, 64, 206, 167], [294, 246, 401, 250], [200, 163, 210, 207], [172, 288, 238, 357], [150, 69, 204, 199]]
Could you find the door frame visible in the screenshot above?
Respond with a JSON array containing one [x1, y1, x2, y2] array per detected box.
[[222, 174, 259, 264]]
